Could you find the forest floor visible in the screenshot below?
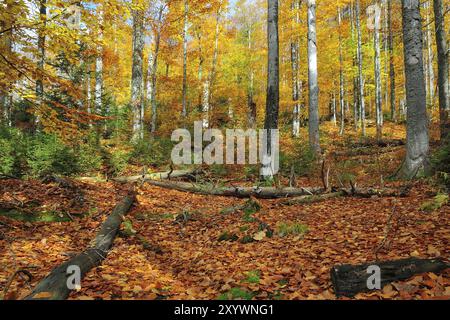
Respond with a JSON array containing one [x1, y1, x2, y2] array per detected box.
[[0, 122, 449, 300]]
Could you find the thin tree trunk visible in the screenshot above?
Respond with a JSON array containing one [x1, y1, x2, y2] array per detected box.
[[338, 7, 345, 136], [432, 0, 449, 140], [150, 6, 163, 133], [374, 1, 383, 141], [291, 0, 301, 137], [95, 10, 104, 123], [131, 6, 144, 140], [355, 0, 366, 136], [35, 0, 46, 131], [425, 1, 435, 106], [247, 26, 256, 129], [203, 7, 221, 129], [181, 0, 188, 118], [397, 0, 430, 179], [307, 0, 320, 153], [388, 0, 396, 122]]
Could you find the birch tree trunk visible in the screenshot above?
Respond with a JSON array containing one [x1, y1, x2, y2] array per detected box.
[[0, 1, 13, 127], [307, 0, 320, 154], [374, 1, 383, 141], [262, 0, 280, 178], [35, 0, 46, 131], [291, 0, 301, 137], [95, 10, 104, 123], [355, 0, 366, 136], [432, 0, 449, 140], [397, 0, 430, 179], [181, 0, 188, 118], [338, 7, 345, 136], [247, 27, 256, 129], [388, 0, 396, 122], [149, 6, 164, 133], [203, 8, 221, 129], [131, 6, 144, 140]]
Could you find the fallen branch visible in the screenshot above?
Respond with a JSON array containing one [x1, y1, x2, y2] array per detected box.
[[145, 180, 323, 199], [282, 186, 410, 205], [24, 192, 136, 300], [113, 168, 199, 183], [331, 257, 449, 297]]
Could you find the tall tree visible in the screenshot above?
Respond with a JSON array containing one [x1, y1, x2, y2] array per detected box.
[[388, 0, 396, 122], [150, 5, 164, 133], [355, 0, 366, 136], [338, 7, 345, 136], [181, 0, 189, 118], [95, 9, 104, 130], [131, 5, 145, 140], [432, 0, 449, 140], [202, 4, 222, 128], [373, 0, 382, 141], [35, 0, 46, 131], [290, 0, 301, 137], [397, 0, 429, 179], [307, 0, 320, 153], [262, 0, 279, 177]]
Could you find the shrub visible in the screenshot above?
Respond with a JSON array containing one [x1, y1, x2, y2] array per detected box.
[[129, 137, 174, 167], [28, 134, 79, 177], [280, 141, 316, 177], [431, 137, 450, 187], [0, 127, 28, 176], [110, 149, 130, 174]]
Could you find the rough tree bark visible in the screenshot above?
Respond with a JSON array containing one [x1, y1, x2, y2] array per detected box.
[[307, 0, 320, 153], [397, 0, 430, 179]]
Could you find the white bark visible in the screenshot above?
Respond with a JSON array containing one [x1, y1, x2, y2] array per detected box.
[[307, 0, 320, 153]]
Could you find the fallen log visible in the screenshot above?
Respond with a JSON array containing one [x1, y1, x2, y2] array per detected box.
[[283, 191, 345, 205], [24, 192, 136, 300], [113, 168, 199, 183], [331, 257, 449, 297], [282, 186, 410, 205], [145, 180, 323, 199]]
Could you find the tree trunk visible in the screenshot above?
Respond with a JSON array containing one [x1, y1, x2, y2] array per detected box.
[[388, 0, 396, 122], [338, 7, 345, 136], [131, 6, 144, 140], [181, 0, 189, 118], [35, 0, 46, 131], [331, 257, 448, 297], [425, 1, 435, 106], [355, 0, 366, 136], [307, 0, 320, 153], [291, 0, 301, 137], [374, 2, 383, 141], [432, 0, 449, 140], [146, 180, 322, 199], [150, 6, 163, 133], [113, 168, 199, 183], [263, 0, 280, 178], [397, 0, 430, 179], [247, 26, 256, 129], [25, 193, 136, 300]]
